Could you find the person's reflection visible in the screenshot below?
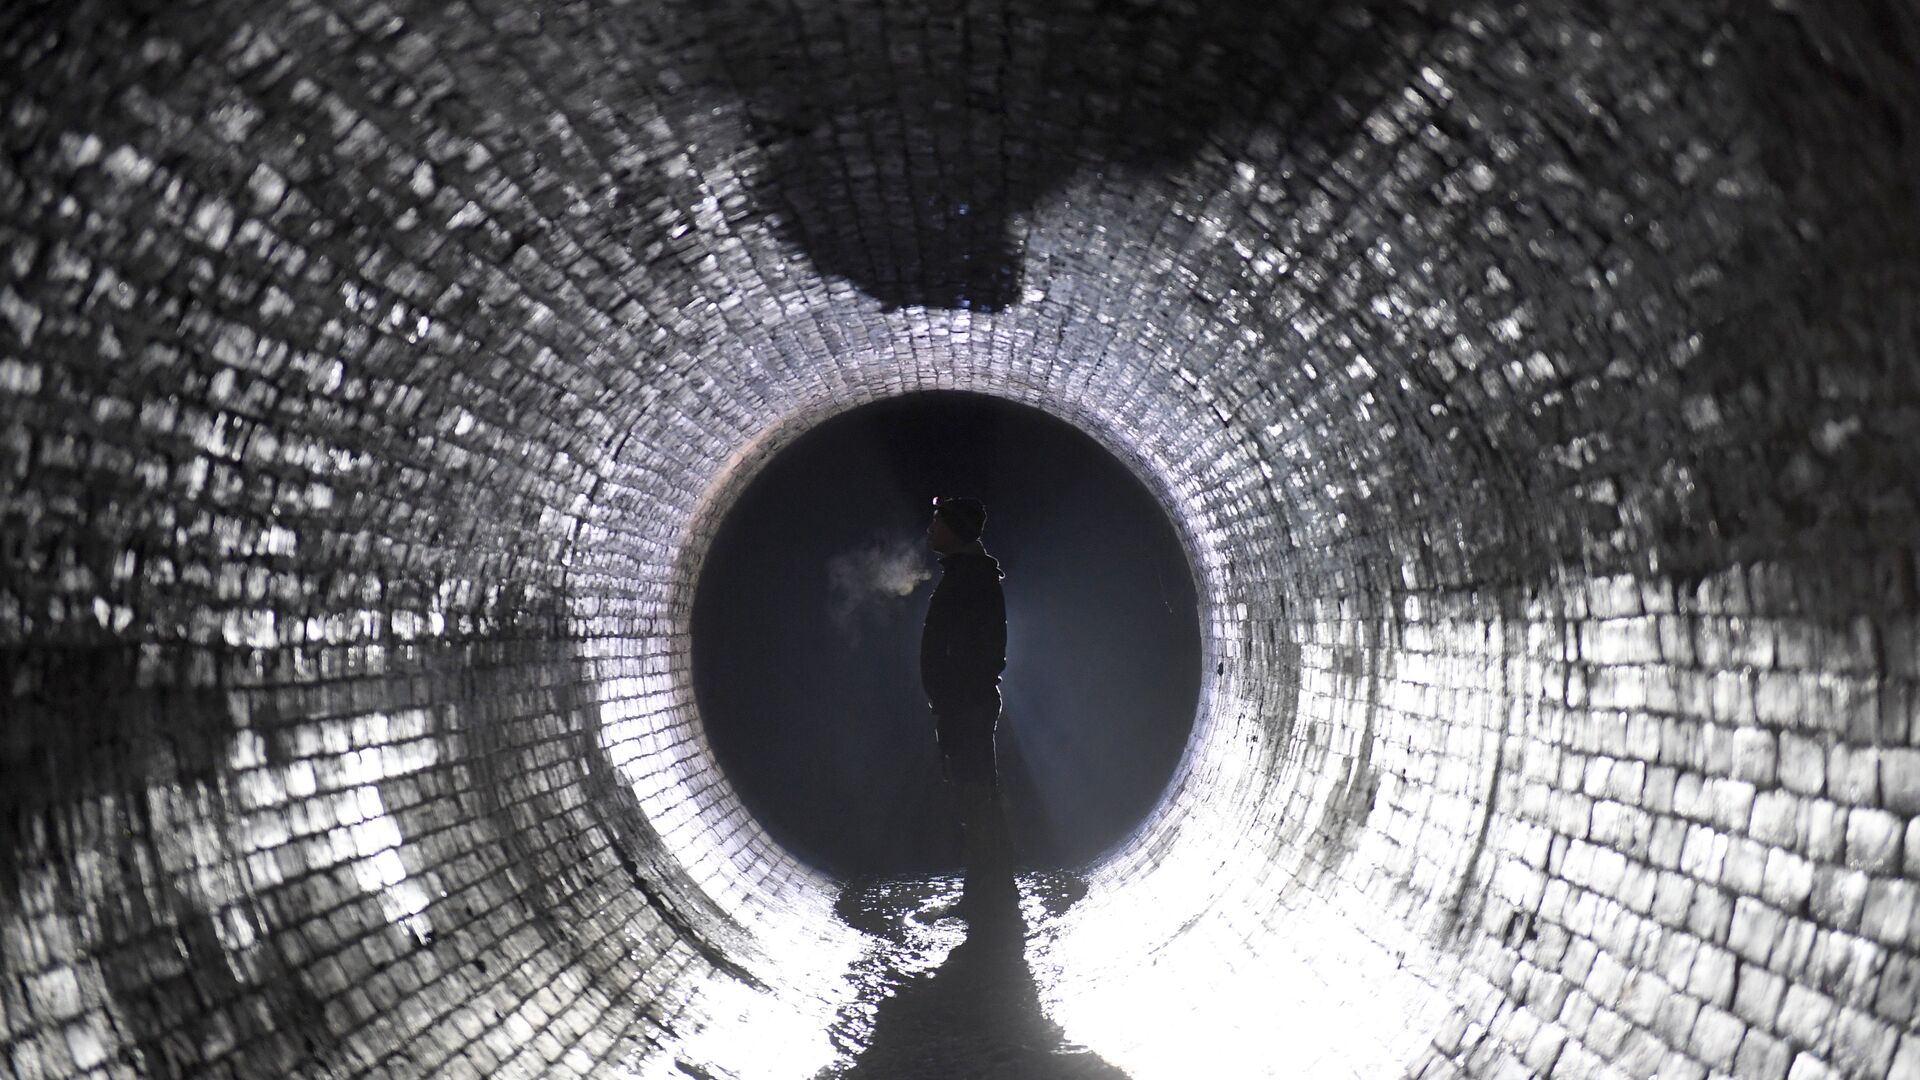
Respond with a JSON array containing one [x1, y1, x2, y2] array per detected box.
[[825, 874, 1130, 1079]]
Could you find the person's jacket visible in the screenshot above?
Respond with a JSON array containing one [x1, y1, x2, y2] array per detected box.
[[920, 544, 1006, 713]]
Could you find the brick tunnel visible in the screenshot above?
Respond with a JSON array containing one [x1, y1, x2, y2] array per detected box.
[[3, 1, 1919, 1077]]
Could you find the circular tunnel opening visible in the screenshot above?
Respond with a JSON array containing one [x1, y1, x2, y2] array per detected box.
[[691, 392, 1202, 878]]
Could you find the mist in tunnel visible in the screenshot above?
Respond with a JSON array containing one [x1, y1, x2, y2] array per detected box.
[[3, 0, 1920, 1077]]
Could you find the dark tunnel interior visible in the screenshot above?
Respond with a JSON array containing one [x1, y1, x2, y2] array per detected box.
[[692, 391, 1200, 877], [2, 0, 1919, 1077]]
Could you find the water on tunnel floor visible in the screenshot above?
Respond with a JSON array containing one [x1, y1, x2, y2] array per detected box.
[[815, 873, 1127, 1080]]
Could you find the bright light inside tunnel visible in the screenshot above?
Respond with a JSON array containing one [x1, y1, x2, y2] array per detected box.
[[1028, 767, 1476, 1074], [1033, 887, 1453, 1080]]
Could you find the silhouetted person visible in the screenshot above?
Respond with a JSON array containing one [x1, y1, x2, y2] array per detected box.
[[921, 497, 1017, 920]]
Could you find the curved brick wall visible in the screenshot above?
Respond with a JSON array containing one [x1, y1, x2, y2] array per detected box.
[[2, 1, 1917, 1077]]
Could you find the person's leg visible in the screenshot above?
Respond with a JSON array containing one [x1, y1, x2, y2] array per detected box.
[[951, 705, 1017, 920], [958, 783, 1012, 870]]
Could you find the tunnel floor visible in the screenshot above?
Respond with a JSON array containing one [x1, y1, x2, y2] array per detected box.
[[809, 873, 1129, 1079]]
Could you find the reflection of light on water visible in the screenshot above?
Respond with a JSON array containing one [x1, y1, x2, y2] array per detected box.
[[621, 905, 870, 1080], [1035, 892, 1444, 1078], [1028, 777, 1453, 1078], [666, 963, 869, 1080], [642, 878, 982, 1079]]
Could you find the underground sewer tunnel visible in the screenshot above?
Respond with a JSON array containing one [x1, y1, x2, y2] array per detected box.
[[2, 1, 1919, 1078]]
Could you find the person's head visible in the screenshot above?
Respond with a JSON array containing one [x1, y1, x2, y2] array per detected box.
[[927, 496, 987, 554]]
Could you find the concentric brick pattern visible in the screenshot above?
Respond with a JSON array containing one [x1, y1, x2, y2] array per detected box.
[[3, 0, 1918, 1077]]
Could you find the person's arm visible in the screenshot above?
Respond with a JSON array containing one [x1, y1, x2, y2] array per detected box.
[[921, 586, 952, 704], [921, 565, 1005, 709], [947, 566, 1006, 690]]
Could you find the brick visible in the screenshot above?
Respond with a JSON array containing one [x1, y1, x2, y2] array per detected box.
[[1891, 1033, 1920, 1080], [1524, 1020, 1569, 1073], [1686, 944, 1738, 1007], [1879, 953, 1920, 1026], [1759, 848, 1815, 910], [1732, 727, 1778, 785], [1829, 744, 1880, 805], [1733, 964, 1786, 1029], [1687, 885, 1736, 942], [1722, 836, 1770, 894], [1748, 790, 1801, 846], [1846, 808, 1902, 872], [1728, 897, 1784, 965], [1619, 1029, 1671, 1079], [1803, 799, 1847, 862], [1714, 779, 1759, 833], [1860, 878, 1917, 946], [1779, 734, 1827, 796], [1882, 747, 1920, 815], [1690, 1004, 1746, 1070], [1651, 869, 1695, 927], [1777, 985, 1836, 1048], [1830, 1007, 1897, 1077], [1733, 1029, 1791, 1080]]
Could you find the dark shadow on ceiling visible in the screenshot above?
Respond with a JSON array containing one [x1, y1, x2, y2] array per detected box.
[[676, 0, 1442, 310]]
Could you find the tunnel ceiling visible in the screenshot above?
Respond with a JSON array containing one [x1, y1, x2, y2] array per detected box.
[[2, 0, 1919, 1078]]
